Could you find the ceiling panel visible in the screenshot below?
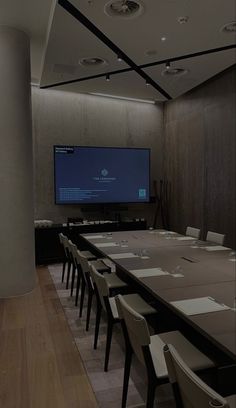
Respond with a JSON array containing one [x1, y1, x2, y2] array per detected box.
[[144, 49, 236, 99], [40, 3, 129, 87], [70, 0, 236, 65], [40, 0, 236, 100]]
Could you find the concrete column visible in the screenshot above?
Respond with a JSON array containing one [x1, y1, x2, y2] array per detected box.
[[0, 26, 36, 297]]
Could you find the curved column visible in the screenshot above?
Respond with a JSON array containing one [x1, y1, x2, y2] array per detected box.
[[0, 26, 36, 297]]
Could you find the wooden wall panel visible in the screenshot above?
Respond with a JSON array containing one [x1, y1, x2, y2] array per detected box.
[[164, 67, 236, 247]]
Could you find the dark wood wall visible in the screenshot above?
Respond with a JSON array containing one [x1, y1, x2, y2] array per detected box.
[[163, 67, 236, 248]]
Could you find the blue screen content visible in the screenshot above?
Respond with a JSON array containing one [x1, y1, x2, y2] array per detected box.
[[54, 146, 150, 204]]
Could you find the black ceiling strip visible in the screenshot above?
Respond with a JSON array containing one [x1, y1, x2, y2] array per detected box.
[[140, 44, 236, 69], [57, 0, 172, 100], [40, 42, 236, 90], [40, 67, 132, 89]]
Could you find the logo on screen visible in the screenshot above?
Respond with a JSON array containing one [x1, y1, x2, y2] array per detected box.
[[139, 189, 146, 198], [101, 168, 108, 177]]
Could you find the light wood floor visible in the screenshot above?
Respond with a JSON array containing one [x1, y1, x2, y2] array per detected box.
[[0, 266, 98, 408]]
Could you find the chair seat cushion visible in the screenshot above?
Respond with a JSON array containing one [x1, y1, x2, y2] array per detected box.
[[109, 293, 156, 320], [90, 259, 110, 272], [80, 250, 96, 260], [104, 273, 128, 289], [226, 394, 236, 407], [150, 331, 214, 379]]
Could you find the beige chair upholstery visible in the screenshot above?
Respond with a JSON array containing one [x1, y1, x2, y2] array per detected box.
[[90, 265, 156, 318], [90, 264, 156, 372], [206, 231, 225, 245], [116, 294, 214, 408], [186, 226, 201, 239], [164, 344, 235, 408]]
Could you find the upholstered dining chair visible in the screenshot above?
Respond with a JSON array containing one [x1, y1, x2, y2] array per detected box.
[[58, 233, 68, 283], [76, 250, 127, 330], [164, 344, 236, 408], [206, 231, 225, 246], [186, 226, 201, 240], [90, 264, 157, 372], [116, 294, 215, 408]]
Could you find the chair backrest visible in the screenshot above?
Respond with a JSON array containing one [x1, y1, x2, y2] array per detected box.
[[115, 294, 150, 365], [69, 242, 78, 266], [59, 233, 66, 253], [206, 231, 225, 245], [90, 264, 109, 311], [186, 227, 200, 240], [76, 250, 91, 281], [164, 344, 229, 408]]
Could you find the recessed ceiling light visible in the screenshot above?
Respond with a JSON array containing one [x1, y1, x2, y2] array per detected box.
[[220, 21, 236, 33], [79, 57, 107, 67], [162, 67, 189, 77], [177, 16, 189, 24], [106, 74, 110, 81], [104, 0, 144, 19], [161, 36, 167, 42], [117, 55, 123, 62]]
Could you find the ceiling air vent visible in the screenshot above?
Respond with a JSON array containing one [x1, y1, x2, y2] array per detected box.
[[104, 0, 144, 19], [161, 67, 188, 77], [79, 57, 107, 67], [220, 21, 236, 33]]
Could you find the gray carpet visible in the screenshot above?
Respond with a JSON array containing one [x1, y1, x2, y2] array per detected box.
[[49, 264, 176, 408]]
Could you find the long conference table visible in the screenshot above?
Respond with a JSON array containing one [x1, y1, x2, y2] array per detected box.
[[80, 229, 236, 393]]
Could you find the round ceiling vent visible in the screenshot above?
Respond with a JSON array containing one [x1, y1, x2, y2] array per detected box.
[[220, 21, 236, 33], [161, 67, 189, 77], [79, 57, 107, 67], [104, 0, 144, 19]]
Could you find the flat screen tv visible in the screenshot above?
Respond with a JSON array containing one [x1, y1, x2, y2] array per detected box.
[[54, 146, 150, 204]]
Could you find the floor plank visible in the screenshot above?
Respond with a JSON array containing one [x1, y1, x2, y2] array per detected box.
[[0, 267, 98, 408]]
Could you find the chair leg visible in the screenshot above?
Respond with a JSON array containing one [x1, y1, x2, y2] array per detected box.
[[75, 274, 81, 307], [146, 381, 156, 408], [66, 261, 71, 289], [86, 291, 93, 331], [61, 261, 66, 282], [79, 280, 86, 318], [104, 320, 114, 372], [94, 302, 102, 350], [70, 265, 76, 297], [122, 347, 133, 408]]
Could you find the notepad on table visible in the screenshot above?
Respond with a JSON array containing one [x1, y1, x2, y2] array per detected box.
[[95, 242, 119, 248], [170, 296, 230, 316], [159, 231, 176, 235], [85, 235, 105, 239], [205, 246, 231, 251], [129, 268, 169, 278], [176, 236, 195, 241], [109, 252, 139, 260]]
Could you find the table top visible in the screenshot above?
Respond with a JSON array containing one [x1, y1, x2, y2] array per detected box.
[[81, 229, 236, 361]]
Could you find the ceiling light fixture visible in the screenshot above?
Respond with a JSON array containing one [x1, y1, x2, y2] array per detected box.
[[162, 67, 189, 77], [106, 74, 110, 81], [165, 61, 171, 70], [117, 55, 123, 61], [220, 21, 236, 33], [177, 16, 189, 24], [146, 80, 150, 86], [161, 36, 167, 42]]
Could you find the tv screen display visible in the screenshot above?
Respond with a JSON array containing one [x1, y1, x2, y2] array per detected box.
[[54, 146, 150, 204]]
